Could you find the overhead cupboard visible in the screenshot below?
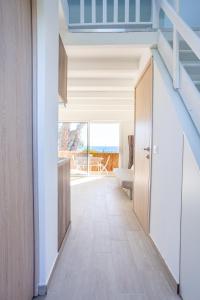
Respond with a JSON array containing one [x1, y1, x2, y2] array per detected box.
[[58, 35, 68, 104]]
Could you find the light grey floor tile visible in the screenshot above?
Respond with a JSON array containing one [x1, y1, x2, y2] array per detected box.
[[37, 177, 181, 300]]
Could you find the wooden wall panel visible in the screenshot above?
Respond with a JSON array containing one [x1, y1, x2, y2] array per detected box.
[[0, 1, 34, 299], [58, 35, 68, 104], [58, 159, 71, 250]]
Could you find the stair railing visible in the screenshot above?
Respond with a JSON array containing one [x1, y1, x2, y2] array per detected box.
[[156, 0, 200, 89], [66, 0, 153, 29]]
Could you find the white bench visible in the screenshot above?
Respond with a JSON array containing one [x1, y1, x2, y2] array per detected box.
[[113, 168, 134, 200]]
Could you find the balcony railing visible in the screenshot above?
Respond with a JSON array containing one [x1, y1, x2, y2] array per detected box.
[[65, 0, 153, 31], [59, 150, 119, 175]]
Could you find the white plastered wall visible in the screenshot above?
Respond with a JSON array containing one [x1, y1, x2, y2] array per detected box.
[[150, 55, 183, 283], [36, 0, 59, 289]]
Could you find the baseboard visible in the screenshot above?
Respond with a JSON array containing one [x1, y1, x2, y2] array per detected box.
[[38, 285, 47, 296], [37, 222, 71, 296], [148, 235, 179, 294]]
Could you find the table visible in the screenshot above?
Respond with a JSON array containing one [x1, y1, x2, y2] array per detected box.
[[76, 156, 104, 171]]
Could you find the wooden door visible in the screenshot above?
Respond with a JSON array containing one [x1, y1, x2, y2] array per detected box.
[[133, 60, 153, 234], [0, 1, 34, 299]]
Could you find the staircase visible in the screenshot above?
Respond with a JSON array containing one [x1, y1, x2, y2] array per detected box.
[[167, 38, 200, 93], [156, 0, 200, 137], [179, 40, 200, 93], [62, 0, 200, 142]]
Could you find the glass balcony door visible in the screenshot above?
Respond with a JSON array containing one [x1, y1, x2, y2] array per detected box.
[[58, 122, 89, 175], [89, 122, 120, 175], [58, 122, 120, 176]]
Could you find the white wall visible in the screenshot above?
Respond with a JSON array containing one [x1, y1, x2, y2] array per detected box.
[[150, 56, 183, 282], [180, 136, 200, 300], [36, 0, 59, 288], [180, 0, 200, 28], [167, 0, 200, 28], [59, 107, 134, 168]]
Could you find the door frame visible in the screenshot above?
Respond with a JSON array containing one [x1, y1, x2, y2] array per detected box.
[[31, 0, 39, 296], [133, 58, 153, 234]]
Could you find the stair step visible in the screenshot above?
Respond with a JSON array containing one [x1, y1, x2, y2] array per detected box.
[[169, 40, 191, 50], [195, 82, 200, 92], [181, 60, 200, 69], [180, 50, 199, 62], [184, 64, 200, 81]]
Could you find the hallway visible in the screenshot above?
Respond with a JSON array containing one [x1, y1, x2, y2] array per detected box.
[[39, 177, 180, 300]]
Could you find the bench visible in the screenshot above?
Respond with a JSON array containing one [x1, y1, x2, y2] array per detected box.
[[113, 168, 134, 200]]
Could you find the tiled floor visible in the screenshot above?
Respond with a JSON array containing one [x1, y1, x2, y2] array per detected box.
[[38, 177, 181, 300]]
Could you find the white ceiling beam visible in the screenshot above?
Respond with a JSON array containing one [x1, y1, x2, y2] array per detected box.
[[68, 86, 134, 92], [65, 45, 146, 58], [63, 104, 133, 112], [67, 78, 135, 87], [66, 97, 133, 104], [67, 90, 134, 98], [67, 69, 138, 79], [68, 57, 139, 71], [59, 108, 134, 122], [61, 30, 157, 46]]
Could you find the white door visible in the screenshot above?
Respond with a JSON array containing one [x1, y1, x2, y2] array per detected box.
[[180, 137, 200, 300]]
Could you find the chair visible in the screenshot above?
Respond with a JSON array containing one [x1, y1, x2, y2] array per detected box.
[[113, 168, 134, 200], [99, 155, 110, 174]]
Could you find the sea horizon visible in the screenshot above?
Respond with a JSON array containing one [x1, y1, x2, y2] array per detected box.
[[89, 146, 119, 153]]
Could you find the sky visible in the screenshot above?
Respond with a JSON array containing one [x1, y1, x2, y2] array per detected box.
[[69, 122, 120, 147], [90, 123, 119, 147]]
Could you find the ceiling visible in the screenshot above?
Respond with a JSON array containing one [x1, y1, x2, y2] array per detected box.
[[59, 2, 152, 115], [64, 45, 151, 112]]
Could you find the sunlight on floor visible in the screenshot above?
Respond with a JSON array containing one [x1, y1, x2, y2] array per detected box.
[[70, 175, 107, 186]]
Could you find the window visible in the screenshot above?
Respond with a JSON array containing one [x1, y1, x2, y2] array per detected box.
[[58, 122, 120, 176]]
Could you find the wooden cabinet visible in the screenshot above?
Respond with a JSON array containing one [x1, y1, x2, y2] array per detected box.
[[58, 159, 71, 250], [58, 35, 68, 104]]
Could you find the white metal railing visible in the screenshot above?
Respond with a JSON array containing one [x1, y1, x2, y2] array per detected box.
[[156, 0, 200, 88], [67, 0, 153, 29], [156, 0, 200, 134]]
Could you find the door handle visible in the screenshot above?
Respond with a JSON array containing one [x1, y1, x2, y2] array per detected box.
[[146, 154, 150, 159], [144, 147, 150, 152]]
